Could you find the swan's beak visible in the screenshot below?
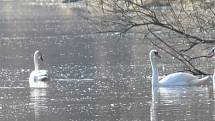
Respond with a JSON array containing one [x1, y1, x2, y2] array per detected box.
[[40, 56, 44, 61]]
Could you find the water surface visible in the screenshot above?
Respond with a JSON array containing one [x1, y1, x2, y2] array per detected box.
[[0, 0, 215, 121]]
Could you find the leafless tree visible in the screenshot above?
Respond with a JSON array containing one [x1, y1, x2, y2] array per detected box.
[[86, 0, 215, 75]]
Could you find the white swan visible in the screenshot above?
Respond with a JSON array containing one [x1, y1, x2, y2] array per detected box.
[[150, 50, 209, 86], [29, 50, 49, 88]]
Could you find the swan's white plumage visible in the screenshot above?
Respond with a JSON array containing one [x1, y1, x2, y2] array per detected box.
[[159, 72, 208, 86], [29, 70, 48, 81], [29, 50, 49, 88], [149, 49, 209, 86]]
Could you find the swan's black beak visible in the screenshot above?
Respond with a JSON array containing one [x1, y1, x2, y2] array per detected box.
[[40, 56, 44, 61]]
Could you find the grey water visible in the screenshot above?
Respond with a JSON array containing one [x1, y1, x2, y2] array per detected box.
[[0, 0, 214, 121]]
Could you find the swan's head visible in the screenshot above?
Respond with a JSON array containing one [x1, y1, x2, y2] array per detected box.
[[208, 47, 215, 57], [150, 50, 161, 60], [34, 50, 44, 61]]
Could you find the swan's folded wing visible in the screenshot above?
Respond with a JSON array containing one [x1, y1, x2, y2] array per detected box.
[[159, 72, 198, 86], [29, 70, 49, 81], [36, 75, 49, 81]]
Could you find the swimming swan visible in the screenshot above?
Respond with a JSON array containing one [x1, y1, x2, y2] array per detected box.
[[150, 50, 209, 86], [29, 50, 49, 88]]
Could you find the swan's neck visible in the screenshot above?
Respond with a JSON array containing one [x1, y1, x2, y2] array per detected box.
[[34, 53, 39, 71], [150, 55, 159, 86]]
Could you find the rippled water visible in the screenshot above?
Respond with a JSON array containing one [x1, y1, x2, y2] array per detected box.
[[0, 79, 214, 121], [0, 0, 215, 121]]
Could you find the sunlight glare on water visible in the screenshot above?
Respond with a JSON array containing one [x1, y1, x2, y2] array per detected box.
[[0, 0, 214, 121]]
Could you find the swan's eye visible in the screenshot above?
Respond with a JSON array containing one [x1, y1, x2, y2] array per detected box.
[[154, 51, 158, 55]]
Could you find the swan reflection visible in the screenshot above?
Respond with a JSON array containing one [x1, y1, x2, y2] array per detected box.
[[151, 87, 159, 121], [30, 88, 48, 121], [150, 86, 210, 121]]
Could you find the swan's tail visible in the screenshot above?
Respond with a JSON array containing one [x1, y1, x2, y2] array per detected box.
[[198, 76, 210, 84]]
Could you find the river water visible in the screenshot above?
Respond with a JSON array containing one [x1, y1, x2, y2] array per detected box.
[[0, 0, 214, 121]]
